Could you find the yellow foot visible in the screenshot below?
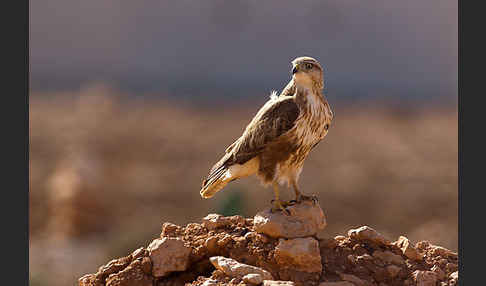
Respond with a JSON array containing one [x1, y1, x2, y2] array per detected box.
[[270, 199, 291, 215]]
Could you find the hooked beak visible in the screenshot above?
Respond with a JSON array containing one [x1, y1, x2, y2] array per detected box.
[[292, 65, 298, 74]]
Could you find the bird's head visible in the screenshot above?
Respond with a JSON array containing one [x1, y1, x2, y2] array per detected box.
[[291, 56, 324, 90]]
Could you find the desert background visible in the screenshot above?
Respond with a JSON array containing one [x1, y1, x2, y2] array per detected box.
[[29, 1, 457, 286]]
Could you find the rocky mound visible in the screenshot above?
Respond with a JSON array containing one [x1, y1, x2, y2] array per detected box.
[[78, 201, 458, 286]]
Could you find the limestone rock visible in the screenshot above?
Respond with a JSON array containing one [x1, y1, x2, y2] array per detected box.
[[347, 226, 390, 246], [243, 273, 264, 285], [209, 256, 274, 281], [78, 213, 459, 286], [274, 237, 322, 273], [201, 279, 220, 286], [254, 200, 326, 238], [161, 222, 180, 237], [412, 270, 437, 286], [147, 237, 191, 277], [449, 271, 458, 285], [429, 245, 458, 259], [262, 281, 295, 286], [105, 259, 154, 286], [394, 236, 421, 261], [202, 214, 245, 230], [130, 247, 148, 261]]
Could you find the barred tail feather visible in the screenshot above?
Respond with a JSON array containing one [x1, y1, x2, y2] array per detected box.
[[200, 155, 259, 199], [200, 166, 231, 198]]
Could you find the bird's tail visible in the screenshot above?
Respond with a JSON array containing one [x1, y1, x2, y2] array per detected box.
[[200, 154, 232, 198], [200, 166, 231, 198]]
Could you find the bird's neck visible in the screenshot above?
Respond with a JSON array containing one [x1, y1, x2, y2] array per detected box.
[[294, 82, 324, 106]]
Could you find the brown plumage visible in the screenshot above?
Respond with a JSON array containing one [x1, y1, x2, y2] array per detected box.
[[200, 56, 334, 212]]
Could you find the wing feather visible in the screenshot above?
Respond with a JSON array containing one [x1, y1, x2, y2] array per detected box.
[[229, 96, 300, 165], [205, 94, 299, 181], [279, 79, 296, 97]]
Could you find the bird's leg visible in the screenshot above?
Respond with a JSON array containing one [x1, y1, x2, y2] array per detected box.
[[270, 183, 291, 215], [289, 179, 318, 204]]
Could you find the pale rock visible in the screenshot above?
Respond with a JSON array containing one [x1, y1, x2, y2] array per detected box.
[[201, 279, 220, 286], [254, 201, 326, 238], [209, 256, 274, 281], [161, 222, 179, 237], [429, 245, 458, 259], [394, 236, 421, 261], [105, 259, 153, 286], [347, 226, 390, 245], [412, 270, 437, 286], [130, 247, 147, 260], [202, 214, 245, 230], [449, 271, 458, 285], [356, 254, 373, 262], [274, 237, 322, 273], [262, 281, 295, 286], [372, 250, 404, 265], [147, 237, 191, 277], [243, 273, 263, 285]]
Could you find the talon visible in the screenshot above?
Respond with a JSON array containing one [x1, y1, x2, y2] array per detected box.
[[295, 194, 319, 204], [281, 200, 293, 207], [271, 200, 291, 215], [287, 199, 297, 206]]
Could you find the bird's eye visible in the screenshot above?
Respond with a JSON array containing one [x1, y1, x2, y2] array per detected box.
[[305, 63, 313, 69]]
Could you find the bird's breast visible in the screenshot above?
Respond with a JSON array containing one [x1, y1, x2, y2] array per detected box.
[[293, 100, 331, 148]]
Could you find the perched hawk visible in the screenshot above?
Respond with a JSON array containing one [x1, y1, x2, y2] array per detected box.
[[200, 56, 334, 213]]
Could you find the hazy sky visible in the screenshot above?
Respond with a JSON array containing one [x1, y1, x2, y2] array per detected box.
[[30, 0, 457, 100]]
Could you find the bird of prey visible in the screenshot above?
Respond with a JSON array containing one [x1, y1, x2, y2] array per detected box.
[[200, 56, 334, 213]]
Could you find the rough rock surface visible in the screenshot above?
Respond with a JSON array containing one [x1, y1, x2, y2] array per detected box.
[[210, 256, 274, 281], [347, 226, 390, 246], [148, 237, 192, 277], [262, 281, 296, 286], [254, 201, 326, 238], [393, 236, 422, 261], [79, 206, 458, 286], [242, 273, 264, 285], [275, 237, 322, 273]]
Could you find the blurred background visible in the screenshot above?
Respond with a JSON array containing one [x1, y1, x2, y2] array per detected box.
[[29, 1, 457, 285]]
